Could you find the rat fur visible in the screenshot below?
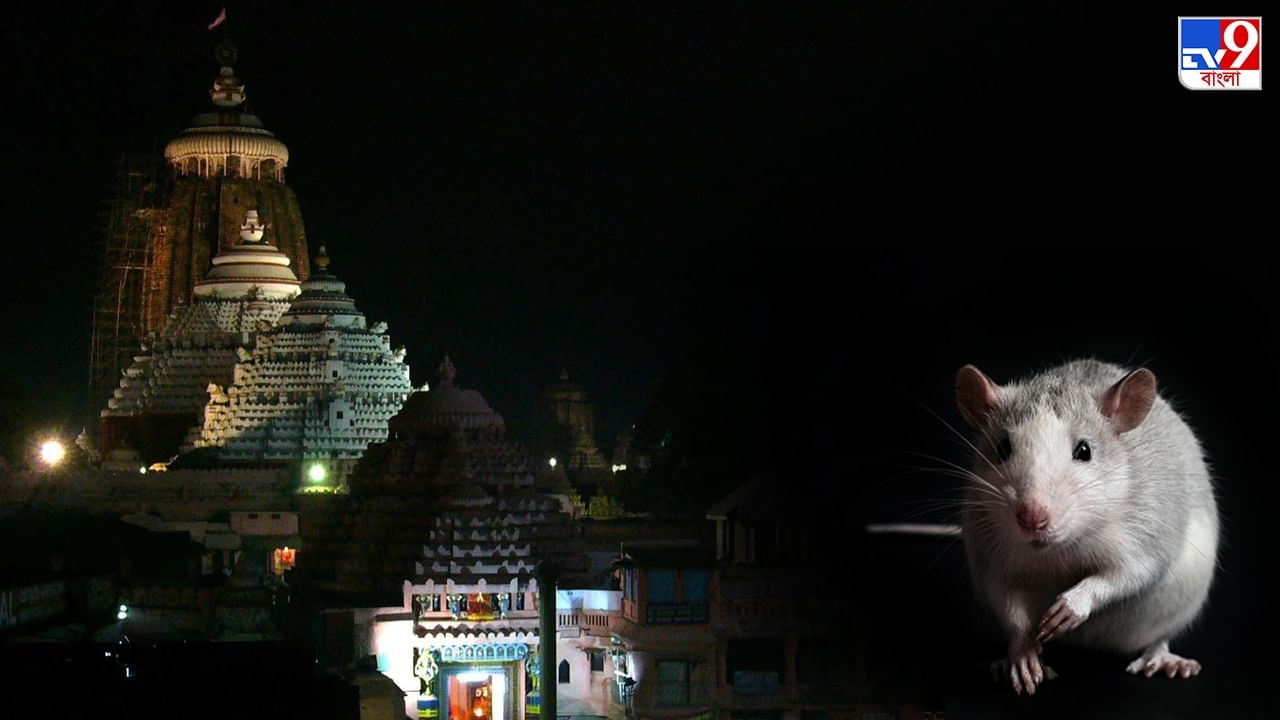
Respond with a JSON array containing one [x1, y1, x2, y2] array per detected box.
[[955, 358, 1218, 695]]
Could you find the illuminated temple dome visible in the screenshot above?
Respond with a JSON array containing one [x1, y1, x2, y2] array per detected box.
[[101, 210, 301, 464], [164, 39, 289, 182], [182, 248, 412, 471]]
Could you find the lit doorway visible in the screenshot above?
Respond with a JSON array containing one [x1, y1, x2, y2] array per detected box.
[[448, 669, 507, 720]]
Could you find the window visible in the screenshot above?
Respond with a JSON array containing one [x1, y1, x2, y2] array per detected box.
[[336, 410, 344, 419], [590, 651, 605, 673], [683, 570, 709, 603], [515, 591, 525, 611], [558, 659, 571, 684], [648, 569, 676, 603], [655, 660, 689, 706], [727, 638, 784, 687]]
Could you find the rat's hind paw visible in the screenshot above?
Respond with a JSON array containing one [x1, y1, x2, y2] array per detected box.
[[1126, 645, 1201, 679]]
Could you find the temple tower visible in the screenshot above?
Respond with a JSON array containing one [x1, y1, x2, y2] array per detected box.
[[532, 368, 608, 473], [160, 37, 311, 322], [182, 247, 412, 478], [89, 35, 311, 414]]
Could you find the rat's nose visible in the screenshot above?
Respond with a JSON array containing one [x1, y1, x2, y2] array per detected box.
[[1016, 502, 1050, 532]]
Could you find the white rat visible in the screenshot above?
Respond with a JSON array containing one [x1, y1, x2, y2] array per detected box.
[[955, 359, 1219, 695]]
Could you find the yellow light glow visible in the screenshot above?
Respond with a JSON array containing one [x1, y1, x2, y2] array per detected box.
[[548, 457, 557, 468], [39, 440, 65, 466], [308, 463, 327, 483]]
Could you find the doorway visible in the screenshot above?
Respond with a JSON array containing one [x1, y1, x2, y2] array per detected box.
[[447, 669, 507, 720]]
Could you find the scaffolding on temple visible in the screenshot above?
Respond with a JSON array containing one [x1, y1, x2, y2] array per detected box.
[[87, 153, 171, 424]]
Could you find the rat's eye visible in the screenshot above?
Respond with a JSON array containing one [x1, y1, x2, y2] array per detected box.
[[994, 436, 1013, 463], [1073, 440, 1092, 462]]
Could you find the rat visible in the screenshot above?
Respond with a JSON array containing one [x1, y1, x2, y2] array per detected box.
[[954, 358, 1219, 695]]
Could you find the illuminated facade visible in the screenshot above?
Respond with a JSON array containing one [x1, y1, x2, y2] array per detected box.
[[100, 210, 301, 465], [182, 248, 412, 481]]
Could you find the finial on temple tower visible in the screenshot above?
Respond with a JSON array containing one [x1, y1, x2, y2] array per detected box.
[[210, 38, 246, 108], [239, 210, 268, 244]]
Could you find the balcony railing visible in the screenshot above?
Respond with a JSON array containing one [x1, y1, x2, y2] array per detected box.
[[556, 610, 615, 635]]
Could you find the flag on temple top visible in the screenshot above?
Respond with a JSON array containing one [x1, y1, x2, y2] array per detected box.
[[208, 7, 227, 30]]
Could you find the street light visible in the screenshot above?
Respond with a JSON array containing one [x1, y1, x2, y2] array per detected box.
[[39, 439, 65, 467], [307, 462, 327, 483], [548, 457, 557, 468]]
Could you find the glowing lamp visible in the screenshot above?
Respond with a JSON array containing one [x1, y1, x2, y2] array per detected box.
[[307, 463, 327, 483], [39, 440, 65, 466], [548, 457, 557, 468]]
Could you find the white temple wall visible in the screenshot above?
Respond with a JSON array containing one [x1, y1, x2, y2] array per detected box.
[[555, 637, 616, 717]]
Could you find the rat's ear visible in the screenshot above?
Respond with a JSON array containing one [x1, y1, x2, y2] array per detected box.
[[1101, 368, 1157, 433], [956, 364, 1000, 430]]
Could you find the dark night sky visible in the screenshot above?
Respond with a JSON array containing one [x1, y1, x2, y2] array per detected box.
[[1, 2, 1270, 462], [2, 0, 1277, 710]]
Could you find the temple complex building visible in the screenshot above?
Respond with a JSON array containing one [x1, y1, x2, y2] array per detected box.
[[90, 37, 311, 414], [100, 210, 301, 465], [533, 369, 609, 475], [302, 358, 589, 719], [530, 370, 632, 521], [182, 248, 412, 481]]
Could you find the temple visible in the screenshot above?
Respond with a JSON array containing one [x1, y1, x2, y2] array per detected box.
[[304, 358, 587, 719], [90, 36, 311, 414], [182, 247, 413, 479], [533, 368, 609, 474], [100, 210, 301, 465]]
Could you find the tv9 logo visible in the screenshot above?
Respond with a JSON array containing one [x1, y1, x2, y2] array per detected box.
[[1179, 17, 1262, 90]]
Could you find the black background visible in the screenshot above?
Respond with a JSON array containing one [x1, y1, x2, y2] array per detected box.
[[1, 2, 1273, 716]]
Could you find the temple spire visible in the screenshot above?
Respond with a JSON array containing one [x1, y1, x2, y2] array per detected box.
[[438, 356, 457, 388], [210, 38, 246, 108]]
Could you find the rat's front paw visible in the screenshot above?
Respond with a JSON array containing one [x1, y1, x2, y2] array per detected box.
[[993, 641, 1056, 696], [1038, 590, 1092, 642]]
